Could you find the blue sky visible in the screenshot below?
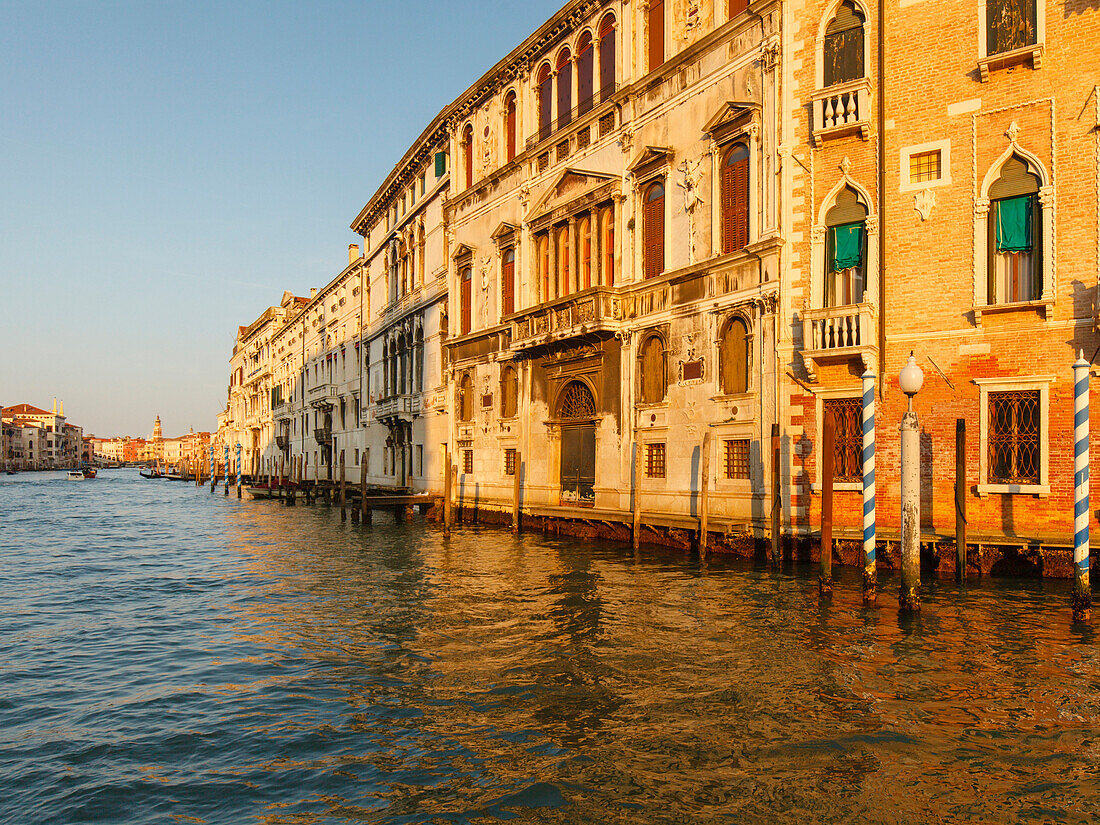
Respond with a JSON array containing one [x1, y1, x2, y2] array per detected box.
[[0, 0, 562, 437]]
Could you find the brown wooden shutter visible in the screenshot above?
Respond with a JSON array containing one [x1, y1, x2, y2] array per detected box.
[[538, 73, 553, 140], [461, 267, 471, 335], [729, 0, 748, 17], [721, 319, 748, 394], [502, 254, 514, 316], [506, 97, 516, 161], [578, 42, 594, 114], [644, 188, 664, 280], [462, 128, 473, 188], [722, 150, 749, 254], [557, 58, 572, 130], [648, 0, 664, 71], [599, 18, 616, 98]]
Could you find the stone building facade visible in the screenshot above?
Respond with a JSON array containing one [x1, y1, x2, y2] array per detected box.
[[219, 0, 1100, 571]]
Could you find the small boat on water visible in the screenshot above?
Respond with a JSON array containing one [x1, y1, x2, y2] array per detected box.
[[67, 468, 97, 480], [139, 467, 163, 479]]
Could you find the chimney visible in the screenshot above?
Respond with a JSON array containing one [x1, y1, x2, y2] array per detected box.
[[53, 397, 57, 414], [310, 288, 318, 300], [348, 243, 360, 265], [60, 400, 64, 416]]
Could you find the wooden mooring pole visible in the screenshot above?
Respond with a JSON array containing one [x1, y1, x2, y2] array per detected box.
[[771, 423, 781, 565], [955, 419, 967, 582], [512, 451, 522, 535], [443, 444, 453, 535], [699, 431, 711, 558], [339, 454, 346, 522], [360, 457, 370, 524], [820, 409, 835, 595], [633, 435, 643, 552]]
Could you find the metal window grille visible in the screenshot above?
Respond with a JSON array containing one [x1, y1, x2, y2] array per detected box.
[[556, 139, 570, 163], [823, 398, 862, 482], [646, 443, 666, 478], [576, 126, 591, 150], [463, 449, 473, 475], [504, 448, 517, 476], [724, 439, 751, 480], [538, 152, 550, 173], [909, 149, 941, 183], [989, 390, 1040, 483], [599, 111, 616, 139], [559, 382, 596, 419]]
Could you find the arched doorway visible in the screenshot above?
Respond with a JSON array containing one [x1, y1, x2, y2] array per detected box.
[[558, 380, 597, 505]]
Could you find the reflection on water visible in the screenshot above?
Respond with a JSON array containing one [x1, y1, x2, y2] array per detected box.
[[3, 470, 1100, 824]]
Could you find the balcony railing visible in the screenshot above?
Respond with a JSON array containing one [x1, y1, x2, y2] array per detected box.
[[308, 384, 337, 407], [313, 427, 332, 446], [526, 83, 618, 150], [512, 288, 621, 349], [374, 394, 422, 420], [810, 78, 871, 146], [801, 302, 876, 381], [275, 435, 290, 450]]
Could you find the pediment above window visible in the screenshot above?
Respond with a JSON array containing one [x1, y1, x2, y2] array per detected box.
[[452, 243, 474, 262], [703, 102, 758, 143], [627, 146, 674, 179], [530, 168, 619, 218], [491, 222, 518, 243]]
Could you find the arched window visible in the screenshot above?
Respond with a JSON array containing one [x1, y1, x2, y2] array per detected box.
[[577, 215, 592, 290], [639, 335, 666, 404], [729, 0, 749, 19], [556, 224, 570, 295], [988, 154, 1041, 304], [501, 248, 515, 316], [598, 14, 616, 100], [461, 124, 474, 189], [721, 142, 750, 254], [600, 205, 615, 285], [556, 48, 573, 130], [500, 365, 518, 418], [824, 1, 865, 87], [458, 373, 473, 421], [537, 63, 553, 141], [558, 380, 596, 419], [648, 0, 665, 71], [537, 232, 551, 302], [577, 32, 594, 116], [719, 317, 749, 395], [382, 341, 390, 396], [824, 186, 868, 307], [504, 92, 517, 162], [417, 224, 426, 286], [643, 181, 665, 280], [460, 264, 472, 334]]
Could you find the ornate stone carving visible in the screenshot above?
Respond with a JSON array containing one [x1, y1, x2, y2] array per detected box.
[[914, 188, 936, 221]]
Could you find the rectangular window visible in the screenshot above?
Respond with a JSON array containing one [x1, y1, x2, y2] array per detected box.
[[823, 398, 862, 482], [354, 448, 359, 465], [463, 449, 473, 475], [724, 439, 751, 480], [987, 0, 1037, 56], [909, 150, 942, 184], [504, 448, 517, 476], [646, 442, 666, 478], [988, 390, 1040, 483]]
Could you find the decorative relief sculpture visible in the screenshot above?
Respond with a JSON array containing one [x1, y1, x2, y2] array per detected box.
[[677, 157, 705, 263], [914, 188, 936, 221]]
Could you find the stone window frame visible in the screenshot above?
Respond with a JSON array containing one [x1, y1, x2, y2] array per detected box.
[[977, 0, 1045, 82], [714, 310, 755, 400], [974, 375, 1052, 498], [813, 386, 863, 492], [636, 329, 670, 408], [899, 139, 952, 193], [712, 422, 758, 494], [705, 112, 761, 258], [972, 140, 1054, 320], [810, 174, 879, 311]]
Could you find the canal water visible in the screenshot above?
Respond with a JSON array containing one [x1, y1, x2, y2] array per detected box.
[[3, 470, 1100, 824]]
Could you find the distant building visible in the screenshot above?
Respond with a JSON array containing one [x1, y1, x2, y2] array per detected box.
[[1, 400, 82, 469]]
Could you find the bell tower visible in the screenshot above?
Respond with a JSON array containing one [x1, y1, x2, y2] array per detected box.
[[152, 415, 163, 442]]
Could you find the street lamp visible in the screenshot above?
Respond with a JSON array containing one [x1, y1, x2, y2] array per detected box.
[[899, 351, 924, 612]]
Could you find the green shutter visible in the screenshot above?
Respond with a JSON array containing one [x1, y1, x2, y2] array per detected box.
[[831, 222, 863, 271], [995, 195, 1032, 252], [434, 151, 446, 178]]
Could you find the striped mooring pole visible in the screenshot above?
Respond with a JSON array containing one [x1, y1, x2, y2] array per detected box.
[[862, 369, 877, 606], [1073, 352, 1091, 621], [223, 444, 230, 495]]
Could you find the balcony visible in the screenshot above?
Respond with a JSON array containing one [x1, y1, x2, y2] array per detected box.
[[511, 288, 621, 351], [374, 394, 422, 421], [275, 435, 290, 451], [313, 427, 332, 446], [810, 78, 871, 146], [801, 302, 877, 381], [308, 384, 337, 409]]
